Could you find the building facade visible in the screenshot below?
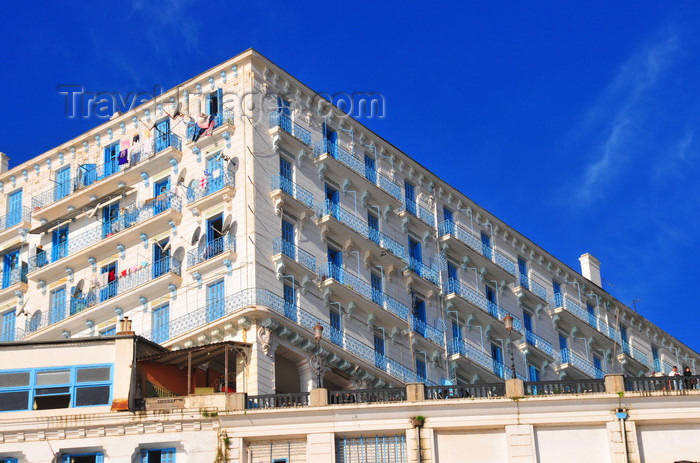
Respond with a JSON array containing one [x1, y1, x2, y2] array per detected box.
[[0, 48, 699, 460]]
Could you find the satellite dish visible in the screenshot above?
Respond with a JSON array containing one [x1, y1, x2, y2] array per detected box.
[[198, 233, 207, 248], [227, 158, 237, 172], [177, 167, 188, 186], [173, 246, 185, 263], [190, 226, 201, 246], [221, 214, 232, 235], [72, 279, 84, 298]]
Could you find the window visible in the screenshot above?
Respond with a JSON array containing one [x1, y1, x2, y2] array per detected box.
[[452, 321, 462, 342], [279, 157, 293, 195], [518, 257, 529, 288], [327, 247, 343, 283], [207, 280, 225, 322], [154, 119, 171, 153], [370, 273, 382, 306], [0, 458, 18, 463], [374, 332, 385, 369], [652, 346, 661, 372], [61, 452, 104, 463], [55, 166, 71, 201], [50, 287, 67, 325], [336, 435, 407, 463], [485, 285, 497, 318], [52, 225, 69, 262], [99, 262, 118, 302], [1, 310, 15, 342], [404, 182, 416, 214], [101, 200, 119, 238], [528, 364, 540, 382], [416, 359, 426, 381], [447, 262, 458, 284], [0, 365, 112, 412], [2, 249, 22, 289], [330, 309, 342, 346], [481, 232, 492, 260], [559, 334, 569, 363], [364, 154, 376, 183], [491, 343, 504, 378], [283, 283, 296, 322], [367, 212, 379, 244], [208, 89, 222, 116], [141, 448, 176, 463], [443, 207, 454, 234], [325, 183, 339, 218], [620, 326, 630, 354], [153, 238, 170, 278], [277, 97, 291, 117], [281, 219, 295, 259], [593, 356, 604, 379], [586, 303, 596, 326], [552, 280, 562, 306], [100, 326, 116, 337], [323, 123, 338, 156], [408, 237, 421, 272], [104, 141, 121, 177], [206, 155, 224, 193], [153, 304, 170, 344], [412, 297, 426, 337], [6, 189, 23, 228]]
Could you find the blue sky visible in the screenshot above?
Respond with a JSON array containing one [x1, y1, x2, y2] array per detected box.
[[1, 2, 699, 353]]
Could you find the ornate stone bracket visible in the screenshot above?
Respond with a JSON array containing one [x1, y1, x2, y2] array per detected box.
[[258, 326, 279, 358]]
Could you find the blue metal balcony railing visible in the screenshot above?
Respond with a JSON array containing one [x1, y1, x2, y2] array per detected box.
[[31, 134, 182, 211], [621, 341, 649, 368], [442, 279, 523, 332], [270, 174, 314, 209], [140, 287, 432, 385], [318, 262, 410, 322], [518, 273, 548, 300], [524, 330, 554, 357], [0, 207, 32, 231], [313, 140, 402, 201], [1, 266, 28, 290], [410, 315, 444, 347], [187, 169, 235, 204], [186, 109, 234, 141], [273, 237, 316, 273], [559, 348, 604, 379], [319, 200, 406, 259], [70, 257, 180, 316], [405, 257, 441, 287], [400, 199, 435, 227], [29, 194, 182, 272], [269, 112, 312, 146], [27, 257, 180, 335], [187, 235, 236, 268], [437, 221, 517, 277], [549, 294, 618, 342], [448, 338, 493, 372]]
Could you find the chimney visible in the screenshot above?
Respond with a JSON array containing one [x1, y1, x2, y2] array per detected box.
[[579, 253, 601, 287], [116, 316, 134, 335], [0, 152, 9, 174]]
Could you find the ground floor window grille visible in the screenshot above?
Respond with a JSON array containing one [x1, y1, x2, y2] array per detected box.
[[336, 435, 407, 463], [248, 439, 307, 463]]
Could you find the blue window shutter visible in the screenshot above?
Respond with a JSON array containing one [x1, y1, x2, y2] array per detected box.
[[7, 189, 23, 227], [141, 449, 149, 463], [162, 448, 176, 463], [62, 456, 71, 463], [523, 312, 532, 332], [280, 157, 292, 181], [95, 453, 104, 463], [217, 88, 223, 113], [281, 220, 294, 244]]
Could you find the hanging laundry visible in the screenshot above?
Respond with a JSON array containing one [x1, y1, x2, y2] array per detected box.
[[200, 175, 208, 190], [118, 149, 128, 165], [212, 169, 221, 179], [120, 140, 130, 150]]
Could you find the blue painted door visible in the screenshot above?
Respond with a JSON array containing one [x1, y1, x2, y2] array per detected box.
[[281, 218, 294, 246], [207, 156, 223, 192], [330, 309, 342, 345], [323, 123, 337, 156], [553, 280, 562, 306], [2, 250, 19, 289], [416, 359, 426, 381], [559, 335, 569, 363], [443, 208, 454, 234], [52, 226, 68, 261], [279, 157, 292, 195], [364, 155, 376, 183], [327, 248, 343, 283], [409, 238, 421, 274], [50, 287, 66, 324], [620, 326, 629, 353], [7, 190, 23, 227], [99, 262, 118, 302], [481, 233, 492, 259], [325, 183, 339, 218], [371, 273, 382, 306], [374, 334, 385, 369], [283, 283, 296, 321], [528, 365, 540, 382], [452, 321, 462, 342], [485, 286, 497, 317], [404, 182, 415, 214], [155, 119, 170, 152], [153, 239, 170, 278], [103, 142, 120, 177], [491, 343, 504, 377], [414, 299, 426, 337], [55, 166, 71, 201], [593, 356, 603, 378], [154, 304, 169, 343], [587, 304, 596, 326], [447, 262, 458, 284], [277, 97, 291, 117], [518, 258, 528, 288], [102, 201, 119, 238], [79, 163, 97, 187], [1, 310, 15, 342], [367, 213, 379, 244], [523, 312, 533, 333], [207, 280, 225, 322]]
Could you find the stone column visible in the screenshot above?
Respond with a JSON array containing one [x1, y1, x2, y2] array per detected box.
[[297, 358, 315, 392], [505, 424, 536, 463], [247, 325, 277, 395], [307, 432, 335, 463]]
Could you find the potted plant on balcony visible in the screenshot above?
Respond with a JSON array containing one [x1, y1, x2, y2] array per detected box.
[[411, 415, 425, 427]]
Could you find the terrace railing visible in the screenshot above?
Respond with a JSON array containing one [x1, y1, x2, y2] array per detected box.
[[443, 279, 523, 332], [273, 237, 316, 273], [524, 379, 606, 396], [425, 383, 505, 400], [271, 174, 314, 209], [0, 207, 31, 231], [187, 235, 236, 268], [269, 112, 312, 146], [328, 387, 407, 404], [246, 392, 309, 409]]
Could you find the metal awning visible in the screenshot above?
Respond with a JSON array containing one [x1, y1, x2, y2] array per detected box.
[[137, 341, 250, 370]]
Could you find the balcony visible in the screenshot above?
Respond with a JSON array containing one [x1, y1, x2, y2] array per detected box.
[[23, 257, 182, 341], [513, 273, 548, 307], [317, 201, 406, 267], [557, 348, 605, 379], [397, 200, 435, 240], [0, 266, 28, 303], [268, 112, 312, 150], [270, 175, 315, 218], [30, 134, 183, 225], [28, 194, 183, 282], [549, 294, 618, 344], [185, 109, 234, 147], [517, 329, 554, 360], [272, 237, 316, 279], [313, 140, 403, 207], [186, 168, 235, 212], [403, 257, 441, 293], [618, 341, 650, 375], [318, 262, 411, 327], [437, 221, 517, 283], [0, 207, 31, 242], [442, 279, 523, 339], [141, 288, 427, 385], [448, 338, 523, 382], [410, 314, 445, 347], [186, 235, 237, 274]]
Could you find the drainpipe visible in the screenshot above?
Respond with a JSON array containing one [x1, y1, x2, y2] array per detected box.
[[412, 419, 423, 463], [616, 409, 630, 463]]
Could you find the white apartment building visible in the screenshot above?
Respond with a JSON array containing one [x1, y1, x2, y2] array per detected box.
[[0, 48, 698, 408]]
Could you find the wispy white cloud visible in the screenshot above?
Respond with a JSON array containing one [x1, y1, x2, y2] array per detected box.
[[652, 129, 697, 181], [573, 31, 679, 203]]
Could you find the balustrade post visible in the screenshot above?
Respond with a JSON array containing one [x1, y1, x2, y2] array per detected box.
[[505, 378, 525, 398], [604, 374, 625, 394], [226, 392, 247, 411], [406, 383, 426, 402], [309, 388, 328, 407]]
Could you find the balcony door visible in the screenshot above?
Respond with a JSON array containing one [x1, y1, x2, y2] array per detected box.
[[207, 280, 225, 322], [154, 119, 170, 153], [54, 166, 71, 201], [2, 250, 19, 289], [7, 189, 22, 227], [52, 226, 68, 261], [153, 238, 170, 278], [103, 142, 120, 177]]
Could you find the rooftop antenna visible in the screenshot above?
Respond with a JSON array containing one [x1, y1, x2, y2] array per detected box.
[[631, 299, 640, 312]]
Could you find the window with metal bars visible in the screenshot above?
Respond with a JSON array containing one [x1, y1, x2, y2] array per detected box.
[[335, 435, 407, 463], [248, 439, 306, 463]]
